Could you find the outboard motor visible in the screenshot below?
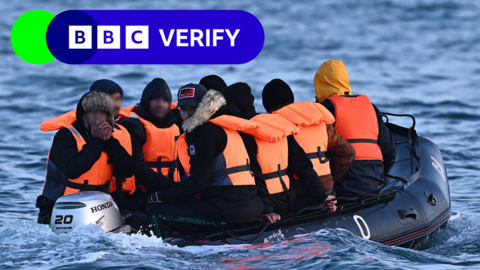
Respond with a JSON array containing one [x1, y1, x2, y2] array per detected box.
[[50, 191, 130, 234]]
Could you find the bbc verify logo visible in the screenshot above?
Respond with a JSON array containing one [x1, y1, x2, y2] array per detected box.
[[69, 26, 241, 49], [69, 26, 149, 49], [11, 10, 264, 65]]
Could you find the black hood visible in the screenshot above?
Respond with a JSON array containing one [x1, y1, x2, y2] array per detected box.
[[199, 74, 227, 91], [140, 78, 172, 104], [262, 79, 295, 112], [133, 78, 176, 127], [222, 82, 257, 120], [89, 79, 123, 97]]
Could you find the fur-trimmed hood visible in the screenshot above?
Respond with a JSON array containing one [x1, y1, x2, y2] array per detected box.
[[79, 91, 115, 130], [182, 90, 226, 133]]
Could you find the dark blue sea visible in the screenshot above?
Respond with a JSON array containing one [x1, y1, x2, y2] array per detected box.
[[1, 0, 480, 269]]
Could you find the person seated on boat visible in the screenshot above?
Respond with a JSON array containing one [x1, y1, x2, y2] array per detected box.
[[262, 79, 355, 211], [88, 80, 139, 207], [36, 91, 136, 224], [221, 82, 337, 221], [146, 84, 265, 238], [38, 79, 146, 229], [199, 74, 227, 92], [117, 78, 184, 201], [314, 59, 397, 198]]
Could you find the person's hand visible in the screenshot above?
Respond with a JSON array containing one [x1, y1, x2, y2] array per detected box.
[[261, 213, 281, 223], [324, 195, 337, 212], [91, 120, 108, 140], [148, 192, 163, 204], [99, 122, 112, 140]]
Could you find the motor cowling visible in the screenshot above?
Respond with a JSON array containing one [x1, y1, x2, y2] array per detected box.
[[50, 191, 123, 234]]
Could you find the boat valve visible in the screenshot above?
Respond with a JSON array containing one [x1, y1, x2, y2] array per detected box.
[[428, 194, 437, 206]]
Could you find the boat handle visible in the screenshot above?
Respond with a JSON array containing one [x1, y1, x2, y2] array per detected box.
[[397, 208, 417, 220]]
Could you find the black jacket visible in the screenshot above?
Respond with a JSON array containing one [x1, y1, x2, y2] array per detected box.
[[37, 94, 136, 210], [321, 98, 397, 197], [159, 104, 265, 223]]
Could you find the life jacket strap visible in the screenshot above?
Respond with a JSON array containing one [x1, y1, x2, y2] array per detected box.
[[62, 179, 111, 192], [347, 139, 378, 144], [306, 146, 330, 164], [145, 157, 179, 179], [262, 164, 292, 210], [261, 169, 287, 180], [210, 161, 251, 179]]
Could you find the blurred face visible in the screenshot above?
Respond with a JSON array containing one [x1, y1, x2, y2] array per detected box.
[[110, 92, 122, 118], [149, 97, 170, 119], [180, 106, 196, 120], [85, 110, 107, 128]]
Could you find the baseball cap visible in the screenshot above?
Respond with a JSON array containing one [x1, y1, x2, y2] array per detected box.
[[177, 83, 208, 108]]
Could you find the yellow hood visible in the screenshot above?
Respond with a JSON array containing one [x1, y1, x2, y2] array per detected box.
[[314, 59, 352, 102]]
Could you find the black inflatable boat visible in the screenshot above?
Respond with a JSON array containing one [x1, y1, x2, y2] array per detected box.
[[165, 113, 451, 249]]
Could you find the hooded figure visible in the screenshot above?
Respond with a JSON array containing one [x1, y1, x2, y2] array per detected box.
[[314, 59, 397, 198], [146, 87, 265, 238], [199, 74, 227, 91], [222, 83, 256, 119], [118, 78, 183, 197], [131, 78, 178, 127], [314, 59, 352, 102], [36, 92, 136, 224]]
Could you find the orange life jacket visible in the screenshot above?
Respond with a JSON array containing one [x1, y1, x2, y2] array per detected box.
[[42, 125, 113, 201], [177, 115, 256, 188], [121, 106, 181, 190], [40, 110, 136, 197], [242, 114, 300, 195], [274, 102, 335, 189], [328, 95, 383, 161], [109, 124, 136, 197]]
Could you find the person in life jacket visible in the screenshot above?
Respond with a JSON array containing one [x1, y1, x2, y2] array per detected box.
[[314, 59, 397, 198], [146, 84, 265, 238], [38, 80, 139, 206], [262, 78, 356, 195], [118, 78, 184, 200], [221, 83, 338, 221], [36, 91, 136, 224]]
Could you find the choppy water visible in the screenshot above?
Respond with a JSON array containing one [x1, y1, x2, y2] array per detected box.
[[1, 0, 480, 269]]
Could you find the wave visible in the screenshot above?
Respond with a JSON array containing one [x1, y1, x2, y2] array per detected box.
[[1, 213, 479, 269]]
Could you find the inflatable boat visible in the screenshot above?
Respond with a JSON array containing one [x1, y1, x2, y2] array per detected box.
[[165, 113, 451, 248], [49, 113, 450, 249]]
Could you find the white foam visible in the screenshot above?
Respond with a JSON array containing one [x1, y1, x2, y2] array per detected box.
[[0, 221, 174, 267]]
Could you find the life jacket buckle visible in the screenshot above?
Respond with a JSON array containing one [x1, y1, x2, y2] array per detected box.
[[246, 159, 253, 177], [317, 147, 331, 164]]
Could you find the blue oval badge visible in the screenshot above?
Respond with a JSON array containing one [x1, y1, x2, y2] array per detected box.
[[46, 10, 265, 65]]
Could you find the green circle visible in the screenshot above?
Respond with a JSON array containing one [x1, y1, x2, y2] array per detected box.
[[11, 10, 55, 64]]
